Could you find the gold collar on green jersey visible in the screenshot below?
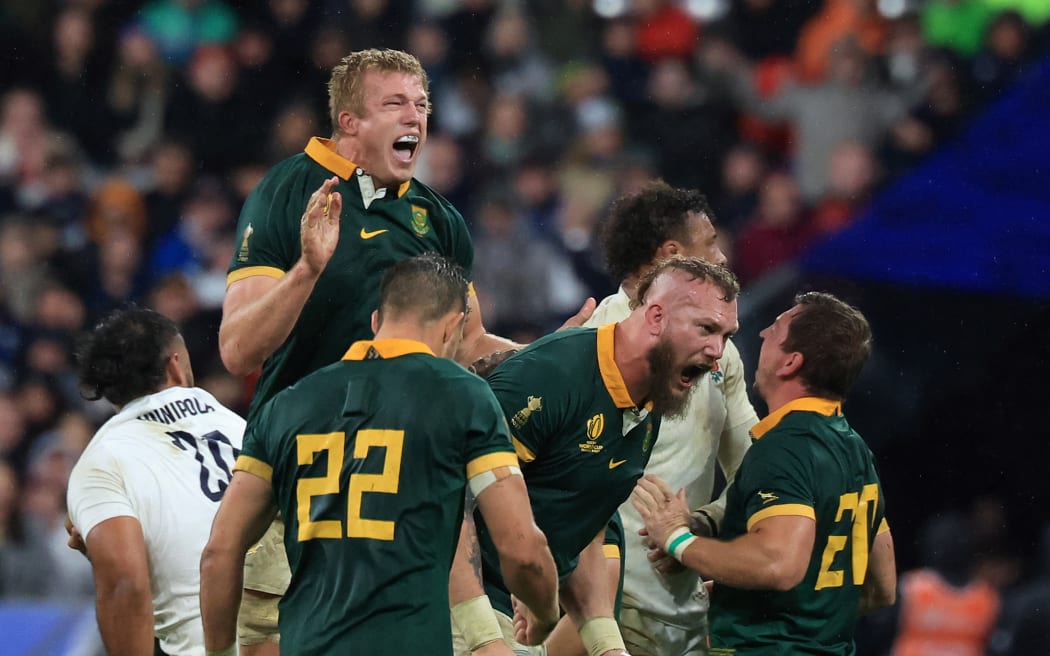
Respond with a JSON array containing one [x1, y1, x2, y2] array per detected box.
[[342, 339, 434, 361], [597, 323, 652, 411], [751, 397, 842, 440], [304, 137, 412, 197]]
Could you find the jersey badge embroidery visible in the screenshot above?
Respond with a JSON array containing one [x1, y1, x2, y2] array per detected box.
[[758, 491, 779, 504], [411, 205, 430, 236], [608, 458, 627, 469], [709, 360, 724, 385], [511, 396, 542, 429]]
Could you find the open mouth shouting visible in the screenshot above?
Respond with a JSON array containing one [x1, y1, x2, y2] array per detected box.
[[678, 363, 711, 390], [393, 134, 420, 163]]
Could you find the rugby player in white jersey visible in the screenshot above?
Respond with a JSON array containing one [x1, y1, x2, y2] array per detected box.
[[67, 308, 245, 655], [581, 182, 758, 656]]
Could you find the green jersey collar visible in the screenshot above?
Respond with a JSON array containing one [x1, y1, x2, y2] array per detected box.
[[342, 339, 434, 361], [304, 137, 411, 197], [751, 397, 842, 440]]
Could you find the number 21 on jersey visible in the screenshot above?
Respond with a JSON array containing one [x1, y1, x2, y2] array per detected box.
[[815, 483, 879, 590], [295, 429, 405, 542]]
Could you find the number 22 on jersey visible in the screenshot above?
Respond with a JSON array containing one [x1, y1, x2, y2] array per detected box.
[[815, 483, 879, 590], [295, 429, 405, 542]]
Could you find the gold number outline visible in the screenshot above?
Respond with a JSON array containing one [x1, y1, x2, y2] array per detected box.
[[815, 483, 879, 590], [294, 429, 405, 542]]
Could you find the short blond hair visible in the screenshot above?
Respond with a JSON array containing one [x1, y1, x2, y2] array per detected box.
[[327, 49, 430, 132]]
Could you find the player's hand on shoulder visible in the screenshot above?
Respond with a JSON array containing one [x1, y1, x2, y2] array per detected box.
[[557, 297, 597, 331], [299, 176, 342, 276]]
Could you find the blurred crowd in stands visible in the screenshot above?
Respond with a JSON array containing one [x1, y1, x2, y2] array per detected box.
[[0, 0, 1048, 651]]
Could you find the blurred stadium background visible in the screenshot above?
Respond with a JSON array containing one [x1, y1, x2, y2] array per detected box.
[[0, 0, 1047, 653]]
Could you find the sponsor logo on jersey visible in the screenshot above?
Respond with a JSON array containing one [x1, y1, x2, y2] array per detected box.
[[360, 227, 388, 239], [758, 491, 779, 504], [237, 223, 253, 262], [608, 458, 627, 469], [511, 396, 542, 429], [411, 205, 430, 236]]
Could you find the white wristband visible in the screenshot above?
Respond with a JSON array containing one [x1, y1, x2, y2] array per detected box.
[[451, 595, 504, 651], [664, 526, 697, 562], [578, 616, 625, 656]]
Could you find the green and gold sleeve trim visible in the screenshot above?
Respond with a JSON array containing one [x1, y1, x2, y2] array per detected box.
[[467, 282, 477, 297], [750, 397, 842, 439], [877, 517, 890, 535], [596, 324, 636, 409], [466, 451, 519, 478], [304, 137, 412, 197], [341, 339, 435, 361], [512, 437, 536, 463], [746, 503, 816, 531], [234, 455, 273, 483], [602, 544, 621, 559], [227, 266, 286, 287]]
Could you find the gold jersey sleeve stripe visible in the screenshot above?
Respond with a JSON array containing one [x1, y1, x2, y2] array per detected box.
[[227, 266, 286, 286], [234, 455, 274, 483], [746, 503, 816, 531], [466, 451, 519, 478], [511, 437, 536, 463]]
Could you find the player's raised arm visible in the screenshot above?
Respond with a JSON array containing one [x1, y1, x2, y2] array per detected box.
[[219, 177, 342, 375]]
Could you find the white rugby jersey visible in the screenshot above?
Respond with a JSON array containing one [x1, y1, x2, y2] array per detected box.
[[585, 287, 758, 623], [68, 386, 245, 654]]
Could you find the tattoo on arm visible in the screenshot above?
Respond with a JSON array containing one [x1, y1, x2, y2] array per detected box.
[[464, 489, 483, 585]]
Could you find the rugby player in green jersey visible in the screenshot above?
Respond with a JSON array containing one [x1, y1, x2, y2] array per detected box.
[[632, 292, 897, 655], [217, 49, 592, 654], [200, 255, 560, 656], [451, 257, 741, 656]]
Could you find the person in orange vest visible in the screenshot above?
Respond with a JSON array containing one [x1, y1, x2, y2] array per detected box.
[[892, 512, 1000, 656]]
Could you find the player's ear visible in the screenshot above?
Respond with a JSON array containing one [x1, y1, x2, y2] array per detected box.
[[339, 110, 358, 136], [165, 352, 190, 388], [441, 311, 466, 344], [371, 309, 381, 335], [644, 301, 665, 336], [656, 239, 682, 258], [778, 351, 804, 377]]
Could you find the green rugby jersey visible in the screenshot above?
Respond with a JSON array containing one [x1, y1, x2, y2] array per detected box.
[[234, 339, 517, 656], [709, 397, 889, 656], [478, 324, 660, 615], [228, 137, 473, 420]]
